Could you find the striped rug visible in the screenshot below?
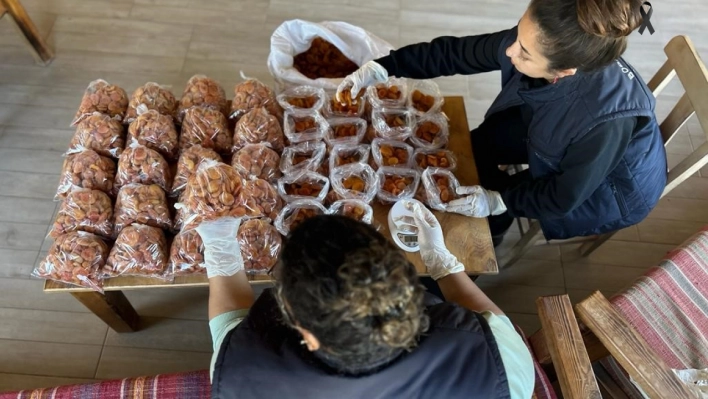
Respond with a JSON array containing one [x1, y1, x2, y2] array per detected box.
[[600, 226, 708, 397], [0, 370, 210, 399]]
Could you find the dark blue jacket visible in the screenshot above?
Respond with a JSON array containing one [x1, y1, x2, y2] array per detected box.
[[212, 290, 510, 399], [487, 29, 666, 238]]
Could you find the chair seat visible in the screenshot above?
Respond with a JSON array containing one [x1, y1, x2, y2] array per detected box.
[[598, 226, 708, 397], [0, 370, 211, 399]]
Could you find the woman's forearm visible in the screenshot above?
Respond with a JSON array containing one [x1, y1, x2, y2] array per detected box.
[[375, 30, 510, 79], [437, 272, 504, 315], [208, 271, 255, 320]]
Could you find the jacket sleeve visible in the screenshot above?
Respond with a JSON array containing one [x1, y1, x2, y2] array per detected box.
[[501, 117, 637, 219], [375, 28, 513, 79]]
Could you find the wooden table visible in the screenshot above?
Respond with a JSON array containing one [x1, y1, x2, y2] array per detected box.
[[44, 96, 498, 332]]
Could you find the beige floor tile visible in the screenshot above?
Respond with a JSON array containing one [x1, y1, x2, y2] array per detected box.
[[472, 283, 565, 314], [50, 50, 185, 76], [187, 34, 271, 65], [49, 31, 191, 59], [664, 176, 708, 200], [0, 171, 59, 200], [96, 346, 211, 380], [134, 0, 190, 6], [105, 317, 212, 353], [0, 308, 107, 345], [0, 278, 90, 313], [561, 241, 675, 269], [0, 249, 39, 279], [637, 218, 707, 245], [565, 289, 616, 305], [0, 196, 56, 225], [0, 84, 83, 110], [51, 16, 193, 40], [563, 263, 648, 292], [399, 10, 516, 33], [0, 104, 72, 129], [664, 128, 694, 155], [21, 0, 133, 18], [648, 197, 708, 222], [400, 0, 526, 19], [0, 149, 64, 174], [666, 152, 701, 178], [124, 287, 210, 321], [478, 258, 564, 288], [495, 232, 562, 261], [131, 4, 267, 27], [0, 339, 102, 378], [0, 222, 48, 251], [0, 12, 55, 46], [506, 312, 541, 335], [609, 225, 640, 242], [0, 373, 95, 392]]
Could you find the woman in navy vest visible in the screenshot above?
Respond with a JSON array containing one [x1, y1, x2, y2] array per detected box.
[[198, 210, 534, 399], [338, 0, 667, 245]]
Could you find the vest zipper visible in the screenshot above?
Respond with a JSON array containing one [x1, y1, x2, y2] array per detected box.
[[609, 182, 629, 217]]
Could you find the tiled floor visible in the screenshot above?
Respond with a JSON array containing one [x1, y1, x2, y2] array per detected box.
[[1, 0, 707, 392]]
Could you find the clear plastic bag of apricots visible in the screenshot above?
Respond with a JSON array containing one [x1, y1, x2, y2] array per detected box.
[[329, 199, 373, 224], [69, 112, 125, 158], [231, 143, 281, 183], [276, 85, 326, 112], [407, 80, 444, 115], [409, 112, 449, 150], [125, 82, 177, 123], [279, 141, 326, 175], [56, 149, 116, 200], [366, 78, 408, 109], [413, 148, 457, 171], [171, 145, 222, 198], [50, 188, 114, 239], [236, 178, 283, 220], [283, 109, 328, 144], [238, 218, 283, 274], [277, 170, 330, 204], [233, 107, 286, 153], [168, 229, 205, 276], [113, 183, 172, 236], [421, 168, 461, 211], [274, 198, 327, 236], [72, 79, 128, 126], [230, 77, 283, 122], [375, 167, 420, 204], [33, 231, 107, 292], [103, 224, 170, 279], [324, 117, 366, 147], [371, 138, 414, 169], [115, 143, 172, 192], [180, 106, 232, 155], [127, 109, 179, 160], [177, 75, 228, 122], [330, 163, 379, 204]]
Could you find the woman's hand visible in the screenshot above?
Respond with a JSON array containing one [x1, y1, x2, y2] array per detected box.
[[447, 186, 507, 217], [398, 200, 464, 281], [336, 60, 388, 101], [195, 217, 244, 278]]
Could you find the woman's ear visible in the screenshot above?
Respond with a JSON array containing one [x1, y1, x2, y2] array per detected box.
[[295, 326, 321, 352], [556, 68, 578, 78]]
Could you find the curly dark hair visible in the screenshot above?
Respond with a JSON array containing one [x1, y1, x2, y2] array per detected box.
[[272, 215, 429, 373], [529, 0, 644, 72]]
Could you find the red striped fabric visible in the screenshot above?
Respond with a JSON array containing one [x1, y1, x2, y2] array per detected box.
[[610, 227, 708, 370], [0, 370, 210, 399], [514, 325, 558, 399]]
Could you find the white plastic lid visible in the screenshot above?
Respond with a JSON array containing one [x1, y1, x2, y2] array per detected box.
[[387, 200, 419, 252]]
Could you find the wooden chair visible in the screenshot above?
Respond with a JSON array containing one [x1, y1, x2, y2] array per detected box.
[[529, 226, 708, 398], [500, 35, 708, 268], [0, 0, 53, 65]]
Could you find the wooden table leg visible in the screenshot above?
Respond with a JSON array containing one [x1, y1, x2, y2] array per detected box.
[[71, 291, 140, 333], [1, 0, 54, 65]]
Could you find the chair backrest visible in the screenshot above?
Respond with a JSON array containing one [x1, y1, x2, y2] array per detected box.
[[648, 35, 708, 197]]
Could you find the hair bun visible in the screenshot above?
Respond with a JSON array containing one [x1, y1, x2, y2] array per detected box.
[[576, 0, 642, 38]]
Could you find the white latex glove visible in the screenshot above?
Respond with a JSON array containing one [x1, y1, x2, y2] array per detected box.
[[195, 217, 244, 278], [336, 60, 388, 102], [398, 200, 464, 281], [446, 186, 507, 217]]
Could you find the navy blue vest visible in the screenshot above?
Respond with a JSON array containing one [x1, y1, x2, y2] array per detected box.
[[212, 290, 511, 399], [488, 28, 667, 239]]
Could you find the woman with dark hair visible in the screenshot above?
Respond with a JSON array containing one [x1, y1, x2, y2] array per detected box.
[[198, 210, 534, 399], [338, 0, 667, 245]]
